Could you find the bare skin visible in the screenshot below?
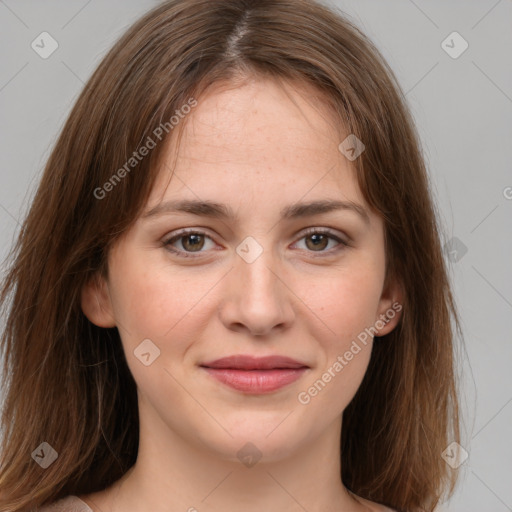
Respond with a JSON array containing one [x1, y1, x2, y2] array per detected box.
[[80, 75, 402, 512]]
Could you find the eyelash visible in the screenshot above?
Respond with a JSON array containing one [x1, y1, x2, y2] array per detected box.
[[162, 227, 349, 259]]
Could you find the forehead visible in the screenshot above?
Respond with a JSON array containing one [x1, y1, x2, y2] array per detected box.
[[181, 76, 342, 160], [149, 76, 365, 209]]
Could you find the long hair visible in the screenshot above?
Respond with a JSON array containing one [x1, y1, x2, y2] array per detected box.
[[0, 1, 462, 510]]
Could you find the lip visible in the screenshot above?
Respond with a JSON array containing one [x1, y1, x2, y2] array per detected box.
[[201, 355, 308, 370], [200, 355, 309, 394]]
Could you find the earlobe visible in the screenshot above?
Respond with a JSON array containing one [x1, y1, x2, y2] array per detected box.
[[375, 276, 404, 337], [80, 273, 116, 328]]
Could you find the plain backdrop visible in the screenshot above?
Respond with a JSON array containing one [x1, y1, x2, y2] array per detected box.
[[0, 1, 511, 511]]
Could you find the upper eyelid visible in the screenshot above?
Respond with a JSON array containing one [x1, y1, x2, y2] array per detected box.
[[164, 226, 346, 241]]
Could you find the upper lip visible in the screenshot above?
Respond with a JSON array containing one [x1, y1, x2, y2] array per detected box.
[[200, 355, 309, 370]]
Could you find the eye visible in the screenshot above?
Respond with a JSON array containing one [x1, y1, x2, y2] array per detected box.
[[163, 227, 348, 259], [292, 228, 348, 255], [163, 229, 217, 257]]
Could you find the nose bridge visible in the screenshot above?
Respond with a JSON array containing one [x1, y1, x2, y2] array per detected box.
[[219, 235, 294, 335], [235, 236, 281, 302]]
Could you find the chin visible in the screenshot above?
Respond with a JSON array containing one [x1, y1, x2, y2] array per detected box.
[[195, 418, 310, 465]]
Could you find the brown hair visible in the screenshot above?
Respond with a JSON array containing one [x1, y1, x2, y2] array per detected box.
[[0, 1, 462, 510]]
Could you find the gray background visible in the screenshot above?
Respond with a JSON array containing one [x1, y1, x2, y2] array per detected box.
[[0, 1, 511, 510]]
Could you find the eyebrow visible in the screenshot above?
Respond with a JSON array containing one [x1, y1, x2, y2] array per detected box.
[[142, 198, 370, 224]]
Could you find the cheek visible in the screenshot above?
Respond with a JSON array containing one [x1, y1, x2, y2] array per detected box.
[[298, 260, 383, 405], [111, 270, 172, 339], [298, 300, 375, 416], [296, 317, 373, 420], [305, 264, 384, 342], [308, 348, 372, 415], [108, 255, 221, 349], [107, 260, 211, 397]]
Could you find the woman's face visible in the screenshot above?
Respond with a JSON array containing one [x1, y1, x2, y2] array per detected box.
[[82, 76, 402, 463]]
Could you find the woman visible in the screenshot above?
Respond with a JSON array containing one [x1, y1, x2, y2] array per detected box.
[[0, 1, 462, 511]]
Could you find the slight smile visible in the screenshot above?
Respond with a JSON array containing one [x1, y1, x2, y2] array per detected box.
[[199, 355, 310, 394]]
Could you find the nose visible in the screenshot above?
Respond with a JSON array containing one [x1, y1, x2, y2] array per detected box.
[[218, 246, 295, 337]]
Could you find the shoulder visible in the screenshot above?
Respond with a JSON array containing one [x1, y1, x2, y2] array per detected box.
[[37, 495, 93, 512]]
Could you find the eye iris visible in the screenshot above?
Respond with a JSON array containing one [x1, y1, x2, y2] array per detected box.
[[182, 234, 204, 252], [305, 233, 328, 251]]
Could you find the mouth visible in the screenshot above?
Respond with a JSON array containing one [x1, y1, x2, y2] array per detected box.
[[199, 355, 309, 394]]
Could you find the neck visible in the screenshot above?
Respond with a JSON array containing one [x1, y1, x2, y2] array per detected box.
[[84, 398, 367, 512]]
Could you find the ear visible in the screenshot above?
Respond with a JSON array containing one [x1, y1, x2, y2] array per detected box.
[[374, 272, 404, 337], [80, 272, 116, 328]]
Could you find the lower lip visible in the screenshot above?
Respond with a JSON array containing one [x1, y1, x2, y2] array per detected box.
[[201, 367, 307, 393]]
